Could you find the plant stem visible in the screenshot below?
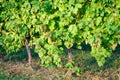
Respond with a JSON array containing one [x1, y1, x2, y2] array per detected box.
[[65, 48, 72, 80], [25, 39, 32, 67], [68, 48, 72, 61]]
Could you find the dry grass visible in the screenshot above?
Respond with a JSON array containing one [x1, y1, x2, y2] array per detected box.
[[0, 49, 120, 80]]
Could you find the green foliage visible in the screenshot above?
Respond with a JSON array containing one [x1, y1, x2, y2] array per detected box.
[[65, 61, 74, 69], [65, 61, 82, 75], [0, 0, 120, 69], [72, 67, 82, 76]]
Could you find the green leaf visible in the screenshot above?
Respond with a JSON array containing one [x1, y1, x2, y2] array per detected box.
[[68, 25, 78, 36], [64, 41, 73, 49], [49, 20, 55, 31], [65, 61, 74, 69]]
